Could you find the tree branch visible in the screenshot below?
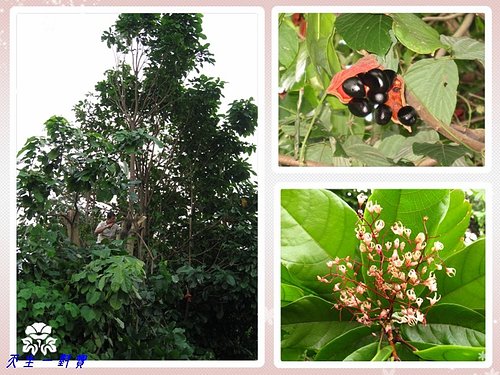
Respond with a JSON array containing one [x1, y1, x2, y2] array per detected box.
[[406, 92, 485, 153], [435, 13, 475, 58], [279, 154, 331, 167], [422, 13, 465, 21]]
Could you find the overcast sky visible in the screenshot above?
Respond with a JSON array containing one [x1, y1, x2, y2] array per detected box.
[[14, 11, 259, 152]]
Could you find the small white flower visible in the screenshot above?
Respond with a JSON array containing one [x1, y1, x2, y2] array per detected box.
[[375, 219, 385, 231], [426, 292, 441, 306], [432, 241, 444, 251], [357, 193, 368, 205], [446, 267, 456, 277]]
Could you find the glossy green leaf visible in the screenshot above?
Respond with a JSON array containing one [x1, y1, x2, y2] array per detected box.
[[336, 14, 393, 55], [392, 13, 445, 54], [306, 13, 341, 86], [413, 142, 469, 166], [281, 189, 359, 298], [402, 318, 484, 347], [282, 296, 359, 359], [414, 345, 485, 361], [281, 283, 305, 304], [424, 304, 485, 333], [402, 304, 485, 361], [366, 189, 449, 239], [436, 238, 485, 310], [371, 345, 393, 361], [404, 58, 459, 125], [343, 342, 378, 361], [434, 189, 472, 260], [315, 325, 378, 360], [440, 35, 485, 66]]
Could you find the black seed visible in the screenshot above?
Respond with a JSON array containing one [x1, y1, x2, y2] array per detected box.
[[342, 77, 366, 98], [374, 104, 392, 125], [348, 98, 373, 117], [368, 90, 388, 105], [359, 68, 390, 94], [383, 70, 397, 87], [397, 106, 418, 126]]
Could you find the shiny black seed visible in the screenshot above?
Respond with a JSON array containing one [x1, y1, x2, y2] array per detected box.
[[374, 104, 392, 125], [383, 70, 397, 87], [342, 77, 366, 99], [397, 106, 418, 126], [348, 98, 373, 117], [360, 68, 390, 94], [368, 90, 388, 105]]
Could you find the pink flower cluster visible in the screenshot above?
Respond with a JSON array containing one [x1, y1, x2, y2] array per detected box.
[[317, 195, 456, 331]]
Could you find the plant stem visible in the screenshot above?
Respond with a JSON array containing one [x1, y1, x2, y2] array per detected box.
[[294, 88, 304, 159], [299, 91, 329, 166]]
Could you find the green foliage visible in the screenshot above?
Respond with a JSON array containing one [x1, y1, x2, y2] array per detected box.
[[281, 189, 485, 361], [17, 13, 257, 360], [278, 13, 485, 166]]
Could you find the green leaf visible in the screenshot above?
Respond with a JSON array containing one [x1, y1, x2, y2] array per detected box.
[[18, 288, 32, 300], [97, 276, 107, 291], [424, 304, 485, 333], [279, 20, 299, 68], [336, 14, 393, 55], [404, 58, 459, 125], [371, 345, 393, 361], [306, 13, 341, 86], [281, 283, 305, 304], [414, 345, 485, 361], [314, 325, 378, 360], [281, 189, 359, 298], [226, 274, 236, 286], [440, 35, 485, 66], [343, 142, 394, 166], [401, 305, 485, 361], [282, 296, 359, 359], [343, 342, 378, 361], [436, 238, 485, 310], [306, 142, 334, 164], [86, 290, 101, 305], [377, 30, 399, 71], [392, 129, 440, 163], [109, 293, 123, 310], [80, 305, 97, 322], [391, 13, 445, 54], [412, 142, 469, 166], [366, 189, 449, 239], [402, 320, 484, 347], [64, 302, 79, 318], [434, 189, 472, 260]]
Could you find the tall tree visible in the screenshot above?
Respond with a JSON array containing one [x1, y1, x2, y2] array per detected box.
[[17, 13, 258, 359]]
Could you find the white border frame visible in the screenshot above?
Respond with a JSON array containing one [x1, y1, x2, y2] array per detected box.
[[275, 183, 492, 368], [10, 6, 265, 368], [272, 6, 492, 172]]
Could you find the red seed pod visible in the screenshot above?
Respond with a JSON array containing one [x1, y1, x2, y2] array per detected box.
[[326, 54, 413, 132]]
